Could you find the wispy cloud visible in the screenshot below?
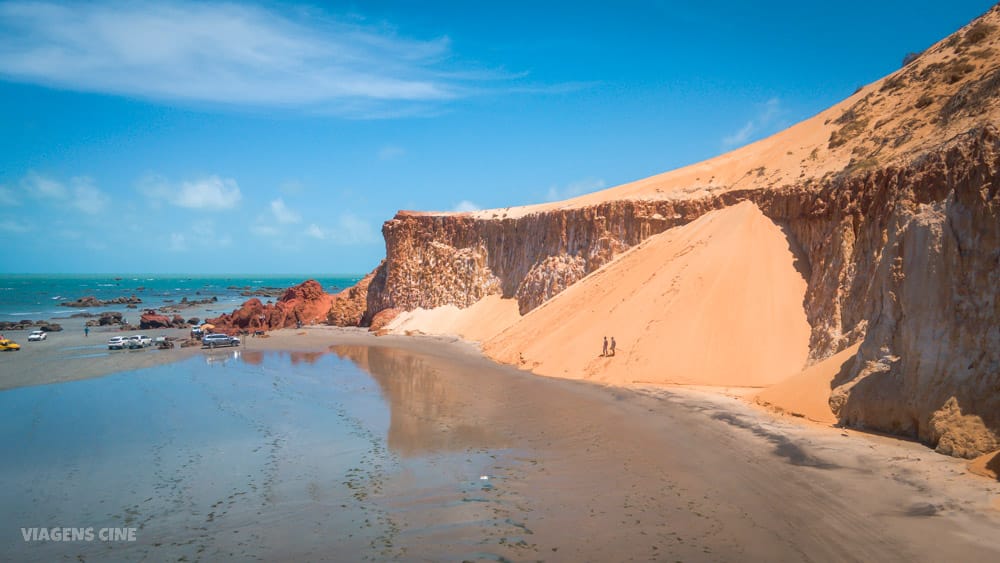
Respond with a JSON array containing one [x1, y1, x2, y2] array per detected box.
[[71, 177, 110, 214], [452, 200, 480, 212], [305, 214, 377, 245], [545, 177, 605, 202], [167, 219, 230, 251], [21, 173, 110, 214], [722, 98, 782, 148], [0, 1, 489, 116], [140, 174, 242, 210], [23, 172, 67, 199], [0, 186, 18, 206], [377, 145, 406, 161], [0, 219, 31, 233], [270, 198, 301, 224]]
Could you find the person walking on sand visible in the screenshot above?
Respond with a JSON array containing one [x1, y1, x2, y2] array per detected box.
[[602, 336, 608, 357], [610, 337, 617, 357], [84, 326, 89, 338]]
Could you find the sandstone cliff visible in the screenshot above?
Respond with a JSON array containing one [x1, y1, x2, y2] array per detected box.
[[353, 6, 1000, 458]]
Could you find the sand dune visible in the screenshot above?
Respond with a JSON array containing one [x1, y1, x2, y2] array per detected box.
[[482, 201, 811, 387], [385, 294, 520, 342], [754, 343, 861, 424]]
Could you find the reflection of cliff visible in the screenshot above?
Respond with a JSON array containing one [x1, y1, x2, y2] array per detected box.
[[242, 350, 326, 366], [331, 346, 508, 456]]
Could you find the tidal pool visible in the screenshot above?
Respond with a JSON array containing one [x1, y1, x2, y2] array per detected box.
[[0, 347, 512, 561]]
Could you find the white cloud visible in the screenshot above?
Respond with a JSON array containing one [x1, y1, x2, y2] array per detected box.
[[306, 223, 326, 240], [71, 177, 110, 214], [377, 145, 406, 161], [305, 214, 377, 245], [0, 185, 20, 205], [251, 224, 280, 237], [140, 174, 241, 210], [19, 173, 110, 214], [0, 1, 484, 116], [722, 98, 782, 148], [452, 200, 480, 212], [0, 219, 31, 233], [167, 219, 230, 251], [168, 232, 187, 252], [270, 197, 301, 224], [23, 172, 67, 199], [545, 177, 606, 202]]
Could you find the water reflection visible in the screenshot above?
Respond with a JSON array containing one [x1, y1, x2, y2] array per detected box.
[[203, 348, 241, 366], [331, 345, 510, 457], [241, 349, 325, 366]]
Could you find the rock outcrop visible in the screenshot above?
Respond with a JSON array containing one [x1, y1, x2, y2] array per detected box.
[[327, 270, 377, 327], [61, 295, 142, 307], [210, 279, 336, 332]]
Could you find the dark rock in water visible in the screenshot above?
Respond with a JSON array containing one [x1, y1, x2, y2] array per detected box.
[[159, 296, 219, 313], [85, 312, 124, 327], [188, 317, 201, 326], [40, 324, 63, 332], [61, 295, 142, 308], [126, 303, 137, 309], [240, 287, 286, 298], [69, 312, 96, 318]]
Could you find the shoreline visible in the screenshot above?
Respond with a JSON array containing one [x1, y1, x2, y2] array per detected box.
[[2, 318, 998, 487], [2, 318, 1000, 558]]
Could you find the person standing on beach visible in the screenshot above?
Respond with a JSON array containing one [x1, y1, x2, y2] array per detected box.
[[602, 336, 608, 357], [84, 326, 89, 338], [610, 337, 617, 357]]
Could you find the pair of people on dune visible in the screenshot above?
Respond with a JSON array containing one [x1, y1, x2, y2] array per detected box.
[[602, 336, 616, 357]]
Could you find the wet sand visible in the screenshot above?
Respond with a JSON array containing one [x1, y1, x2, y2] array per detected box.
[[2, 325, 999, 560]]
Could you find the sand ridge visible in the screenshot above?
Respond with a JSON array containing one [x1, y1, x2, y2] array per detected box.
[[481, 201, 811, 387], [754, 343, 862, 424]]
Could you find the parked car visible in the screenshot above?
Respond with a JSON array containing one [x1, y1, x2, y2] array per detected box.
[[107, 336, 128, 350], [27, 330, 47, 341], [127, 335, 152, 349], [0, 338, 21, 351], [202, 333, 240, 348]]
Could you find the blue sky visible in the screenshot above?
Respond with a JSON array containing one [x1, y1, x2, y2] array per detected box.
[[0, 0, 995, 274]]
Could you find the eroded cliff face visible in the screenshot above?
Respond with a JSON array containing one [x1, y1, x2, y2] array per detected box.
[[364, 126, 1000, 457]]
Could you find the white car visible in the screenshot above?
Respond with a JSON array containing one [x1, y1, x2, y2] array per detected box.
[[127, 335, 152, 349], [108, 336, 128, 350], [27, 330, 47, 341]]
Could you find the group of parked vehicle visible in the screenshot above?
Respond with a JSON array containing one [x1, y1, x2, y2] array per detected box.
[[106, 332, 240, 351], [107, 335, 153, 350]]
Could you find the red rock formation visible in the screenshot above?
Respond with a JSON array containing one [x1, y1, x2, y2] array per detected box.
[[327, 269, 377, 327], [368, 308, 401, 333], [210, 279, 336, 332], [139, 310, 173, 329]]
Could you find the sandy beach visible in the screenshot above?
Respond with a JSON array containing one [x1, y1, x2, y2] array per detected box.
[[3, 317, 999, 560]]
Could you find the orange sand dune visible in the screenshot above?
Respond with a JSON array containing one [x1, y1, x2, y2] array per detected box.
[[754, 343, 861, 424], [482, 201, 811, 387], [385, 294, 521, 342]]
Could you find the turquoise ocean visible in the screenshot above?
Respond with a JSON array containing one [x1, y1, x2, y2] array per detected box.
[[0, 274, 363, 322]]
